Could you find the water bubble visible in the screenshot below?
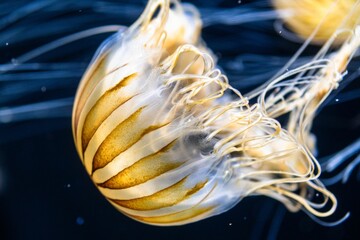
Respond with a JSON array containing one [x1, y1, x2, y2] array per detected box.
[[76, 217, 84, 225], [11, 58, 18, 65]]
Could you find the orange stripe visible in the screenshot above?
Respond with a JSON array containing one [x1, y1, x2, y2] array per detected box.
[[111, 177, 208, 211], [74, 53, 109, 138], [126, 183, 218, 225], [99, 140, 184, 189], [82, 73, 137, 150], [130, 205, 214, 225], [91, 107, 169, 172]]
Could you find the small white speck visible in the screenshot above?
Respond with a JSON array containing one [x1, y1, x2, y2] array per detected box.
[[238, 0, 241, 3], [41, 86, 47, 92], [315, 193, 319, 197], [76, 217, 84, 225], [229, 222, 233, 226], [335, 98, 339, 102], [279, 31, 282, 34], [66, 184, 71, 188], [5, 42, 9, 46]]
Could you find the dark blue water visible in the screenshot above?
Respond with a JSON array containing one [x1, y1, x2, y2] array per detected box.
[[0, 1, 359, 239]]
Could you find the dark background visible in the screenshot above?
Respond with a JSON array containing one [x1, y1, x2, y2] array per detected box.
[[0, 0, 359, 239]]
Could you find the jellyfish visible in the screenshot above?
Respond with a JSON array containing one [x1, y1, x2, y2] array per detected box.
[[272, 0, 360, 45], [72, 0, 360, 226]]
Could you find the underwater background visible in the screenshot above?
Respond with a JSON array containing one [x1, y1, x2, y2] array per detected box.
[[0, 0, 359, 239]]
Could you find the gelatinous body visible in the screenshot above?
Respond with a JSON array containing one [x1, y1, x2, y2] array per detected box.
[[72, 0, 360, 226], [273, 0, 360, 45]]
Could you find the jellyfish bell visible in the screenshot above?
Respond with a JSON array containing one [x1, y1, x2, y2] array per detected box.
[[272, 0, 360, 45], [72, 0, 360, 226], [72, 0, 207, 146]]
